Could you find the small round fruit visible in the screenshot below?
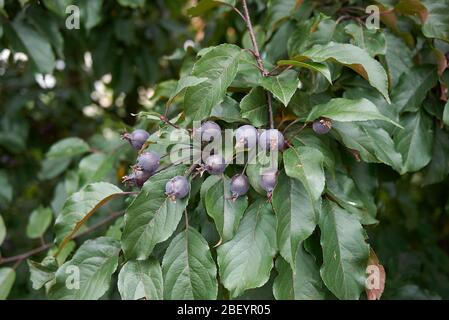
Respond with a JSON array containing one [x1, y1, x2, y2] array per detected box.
[[123, 170, 151, 189], [195, 121, 221, 142], [312, 119, 332, 135], [259, 169, 278, 192], [122, 129, 150, 150], [235, 125, 258, 149], [136, 151, 160, 174], [165, 176, 190, 199], [259, 129, 284, 151], [230, 174, 250, 198], [205, 154, 226, 175]]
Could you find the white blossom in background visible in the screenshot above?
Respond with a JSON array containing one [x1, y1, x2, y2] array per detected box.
[[0, 49, 11, 62], [13, 52, 28, 63], [83, 104, 103, 117], [35, 74, 56, 89], [55, 60, 66, 71], [84, 52, 93, 70]]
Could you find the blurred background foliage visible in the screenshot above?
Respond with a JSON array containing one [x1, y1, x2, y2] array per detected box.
[[0, 0, 448, 299]]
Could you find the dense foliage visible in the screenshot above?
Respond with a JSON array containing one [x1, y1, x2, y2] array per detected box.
[[1, 0, 449, 300]]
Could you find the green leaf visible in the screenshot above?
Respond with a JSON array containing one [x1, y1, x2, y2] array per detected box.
[[118, 259, 163, 300], [283, 146, 325, 202], [319, 200, 369, 300], [240, 87, 268, 127], [121, 166, 189, 260], [394, 111, 434, 173], [78, 0, 103, 31], [422, 0, 449, 42], [0, 171, 12, 208], [204, 175, 248, 243], [184, 44, 241, 121], [168, 76, 208, 105], [39, 157, 71, 180], [0, 268, 15, 300], [384, 32, 414, 86], [46, 137, 90, 159], [42, 0, 72, 17], [423, 128, 449, 185], [49, 237, 120, 300], [0, 215, 5, 246], [344, 24, 387, 57], [278, 60, 332, 84], [444, 100, 449, 126], [187, 0, 235, 16], [391, 65, 438, 113], [298, 42, 391, 102], [332, 122, 403, 172], [272, 172, 318, 269], [291, 130, 336, 173], [117, 0, 146, 8], [210, 95, 244, 123], [162, 227, 217, 299], [217, 200, 277, 298], [259, 69, 300, 106], [8, 18, 55, 73], [306, 98, 401, 127], [54, 182, 124, 245], [27, 256, 58, 290], [273, 248, 325, 300], [326, 172, 378, 225], [266, 0, 298, 31], [26, 206, 53, 239]]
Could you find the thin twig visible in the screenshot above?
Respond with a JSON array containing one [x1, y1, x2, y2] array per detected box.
[[0, 211, 125, 267], [241, 0, 274, 128]]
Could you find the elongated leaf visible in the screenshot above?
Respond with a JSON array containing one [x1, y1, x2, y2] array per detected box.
[[0, 268, 15, 300], [273, 248, 325, 300], [394, 111, 434, 173], [8, 18, 55, 73], [259, 69, 300, 106], [306, 98, 400, 127], [49, 237, 120, 300], [0, 215, 5, 246], [26, 206, 53, 239], [204, 175, 248, 243], [54, 182, 124, 245], [118, 259, 163, 300], [443, 101, 449, 126], [168, 76, 208, 105], [422, 0, 449, 42], [283, 146, 325, 201], [326, 172, 378, 225], [332, 122, 402, 172], [298, 42, 391, 102], [278, 60, 332, 84], [46, 137, 90, 159], [319, 200, 369, 300], [217, 200, 277, 298], [240, 87, 268, 127], [272, 172, 318, 268], [184, 44, 241, 121], [423, 128, 449, 185], [27, 256, 58, 290], [122, 166, 189, 260], [344, 24, 386, 57], [0, 171, 13, 208], [162, 227, 217, 300], [391, 65, 438, 113], [187, 0, 235, 16]]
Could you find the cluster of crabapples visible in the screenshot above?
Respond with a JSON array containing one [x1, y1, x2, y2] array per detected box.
[[121, 117, 331, 201]]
